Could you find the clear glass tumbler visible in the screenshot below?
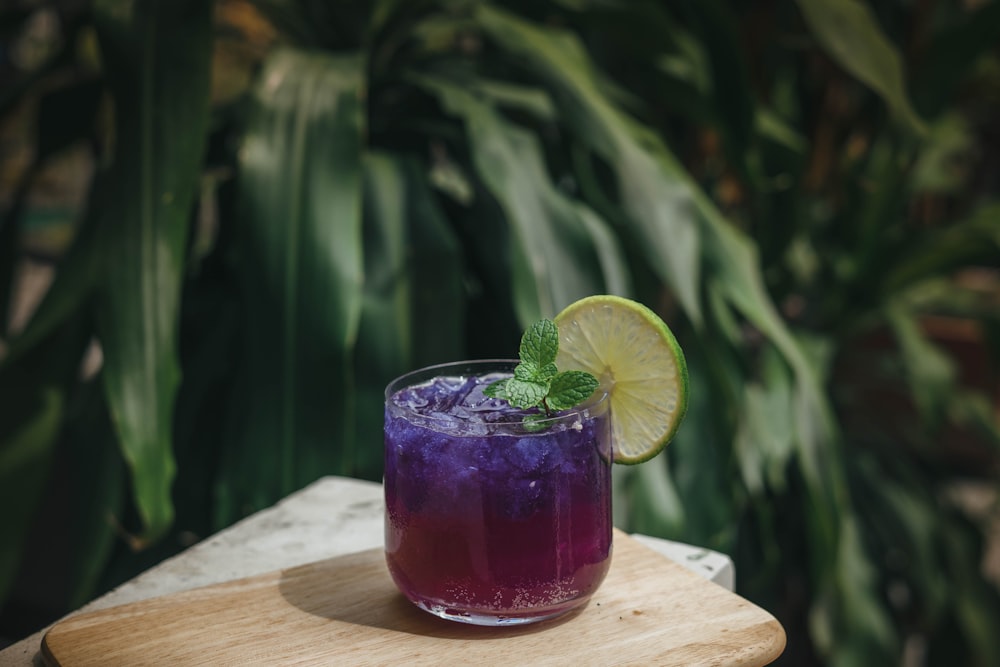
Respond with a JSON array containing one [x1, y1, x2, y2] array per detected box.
[[383, 360, 612, 626]]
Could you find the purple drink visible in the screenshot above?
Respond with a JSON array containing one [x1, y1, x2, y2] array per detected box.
[[384, 360, 612, 625]]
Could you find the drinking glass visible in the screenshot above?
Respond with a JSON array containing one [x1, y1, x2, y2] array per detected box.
[[383, 360, 612, 625]]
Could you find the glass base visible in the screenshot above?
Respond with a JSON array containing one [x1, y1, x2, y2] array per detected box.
[[412, 597, 588, 626]]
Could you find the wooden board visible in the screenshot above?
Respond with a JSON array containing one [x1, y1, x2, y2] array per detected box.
[[41, 530, 785, 666]]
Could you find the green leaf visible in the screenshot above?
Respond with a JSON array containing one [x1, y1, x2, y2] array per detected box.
[[519, 318, 559, 370], [546, 370, 599, 411], [362, 152, 464, 372], [618, 456, 686, 537], [948, 389, 1000, 447], [400, 166, 465, 370], [521, 413, 550, 432], [910, 113, 974, 195], [486, 316, 596, 413], [703, 211, 841, 502], [483, 378, 510, 401], [505, 378, 548, 409], [514, 363, 540, 382], [535, 362, 558, 382], [793, 0, 925, 134], [353, 151, 411, 478], [755, 108, 807, 156], [735, 377, 796, 495], [473, 79, 556, 120], [886, 301, 956, 428], [820, 514, 900, 663], [92, 0, 213, 545], [218, 46, 365, 523]]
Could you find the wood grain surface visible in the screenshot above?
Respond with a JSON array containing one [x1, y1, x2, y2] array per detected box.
[[41, 530, 785, 666]]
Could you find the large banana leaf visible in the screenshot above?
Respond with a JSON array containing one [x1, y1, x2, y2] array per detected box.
[[88, 0, 212, 545], [218, 47, 364, 524]]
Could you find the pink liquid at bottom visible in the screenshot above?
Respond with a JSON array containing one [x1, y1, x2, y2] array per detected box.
[[385, 491, 611, 624]]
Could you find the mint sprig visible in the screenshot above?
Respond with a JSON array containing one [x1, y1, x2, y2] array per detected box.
[[484, 319, 599, 416]]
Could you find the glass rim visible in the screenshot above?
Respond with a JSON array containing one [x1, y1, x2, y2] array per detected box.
[[384, 359, 609, 428]]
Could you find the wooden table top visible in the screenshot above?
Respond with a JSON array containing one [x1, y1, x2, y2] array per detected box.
[[41, 529, 784, 666]]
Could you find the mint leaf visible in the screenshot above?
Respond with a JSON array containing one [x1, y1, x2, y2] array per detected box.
[[536, 362, 558, 381], [521, 413, 550, 432], [486, 317, 599, 423], [514, 363, 539, 382], [545, 371, 600, 411], [514, 360, 558, 382], [505, 378, 548, 409], [483, 378, 510, 401], [519, 319, 559, 370]]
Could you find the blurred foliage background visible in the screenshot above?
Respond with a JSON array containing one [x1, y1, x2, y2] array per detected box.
[[2, 0, 1000, 664]]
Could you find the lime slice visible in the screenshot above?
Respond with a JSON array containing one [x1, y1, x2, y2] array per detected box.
[[554, 295, 689, 464]]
